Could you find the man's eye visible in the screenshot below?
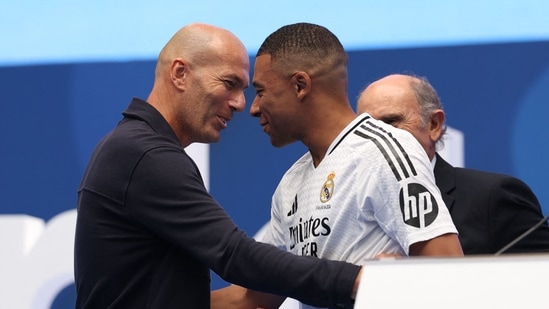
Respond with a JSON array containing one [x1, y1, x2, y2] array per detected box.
[[381, 117, 399, 125], [224, 80, 235, 89]]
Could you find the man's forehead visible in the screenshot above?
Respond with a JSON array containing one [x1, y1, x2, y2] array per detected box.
[[254, 54, 274, 71], [252, 55, 277, 84], [371, 105, 401, 115], [365, 82, 416, 104]]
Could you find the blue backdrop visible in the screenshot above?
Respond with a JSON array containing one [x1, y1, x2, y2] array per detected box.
[[1, 40, 548, 307]]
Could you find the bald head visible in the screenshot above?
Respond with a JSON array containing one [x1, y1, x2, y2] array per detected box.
[[357, 74, 446, 160], [358, 74, 417, 121], [155, 23, 248, 78], [146, 23, 250, 147]]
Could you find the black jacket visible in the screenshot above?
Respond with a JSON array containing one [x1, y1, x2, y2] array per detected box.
[[434, 153, 549, 254], [74, 97, 359, 308]]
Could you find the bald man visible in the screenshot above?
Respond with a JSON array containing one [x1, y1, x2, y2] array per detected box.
[[74, 23, 365, 309], [357, 73, 549, 255]]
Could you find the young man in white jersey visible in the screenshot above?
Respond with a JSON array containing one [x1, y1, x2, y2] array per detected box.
[[211, 23, 463, 309]]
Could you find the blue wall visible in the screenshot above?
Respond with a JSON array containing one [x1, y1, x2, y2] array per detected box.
[[1, 40, 549, 307], [213, 40, 549, 231]]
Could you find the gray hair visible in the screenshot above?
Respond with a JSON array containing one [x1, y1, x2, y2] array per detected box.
[[408, 74, 447, 146]]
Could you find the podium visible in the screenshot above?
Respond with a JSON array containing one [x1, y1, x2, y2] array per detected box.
[[354, 254, 549, 308]]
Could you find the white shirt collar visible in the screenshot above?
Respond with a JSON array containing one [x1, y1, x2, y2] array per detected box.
[[430, 154, 437, 171]]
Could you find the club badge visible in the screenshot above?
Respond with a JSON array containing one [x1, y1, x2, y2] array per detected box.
[[320, 171, 336, 203]]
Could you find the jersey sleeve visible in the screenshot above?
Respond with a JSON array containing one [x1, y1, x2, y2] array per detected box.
[[358, 126, 458, 254]]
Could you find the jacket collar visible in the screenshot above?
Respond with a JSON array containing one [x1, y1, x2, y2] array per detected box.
[[433, 153, 456, 211], [122, 97, 181, 146]]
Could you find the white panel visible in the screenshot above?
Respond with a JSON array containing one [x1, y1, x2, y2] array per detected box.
[[355, 254, 549, 308], [438, 125, 464, 168], [185, 143, 210, 191]]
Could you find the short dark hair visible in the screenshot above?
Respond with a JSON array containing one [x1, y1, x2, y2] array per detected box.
[[257, 22, 348, 69]]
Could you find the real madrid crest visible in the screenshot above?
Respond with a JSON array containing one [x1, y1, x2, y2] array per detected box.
[[320, 171, 335, 203]]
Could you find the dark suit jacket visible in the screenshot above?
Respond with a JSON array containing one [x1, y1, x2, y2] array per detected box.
[[434, 153, 549, 254]]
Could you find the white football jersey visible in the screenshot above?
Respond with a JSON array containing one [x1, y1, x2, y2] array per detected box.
[[261, 114, 458, 309]]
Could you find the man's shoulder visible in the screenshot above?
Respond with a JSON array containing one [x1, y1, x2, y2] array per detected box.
[[438, 160, 533, 198], [109, 118, 182, 153], [436, 155, 518, 183], [453, 166, 521, 185]]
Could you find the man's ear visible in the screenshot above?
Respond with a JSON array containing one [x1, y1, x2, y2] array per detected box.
[[429, 109, 446, 142], [171, 58, 187, 89], [292, 71, 311, 100]]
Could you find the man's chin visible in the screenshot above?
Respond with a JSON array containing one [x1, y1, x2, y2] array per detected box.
[[196, 132, 221, 144], [270, 137, 292, 149], [208, 135, 222, 144]]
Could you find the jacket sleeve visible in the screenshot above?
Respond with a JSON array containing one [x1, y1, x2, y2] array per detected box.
[[490, 175, 549, 253], [126, 146, 361, 308]]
